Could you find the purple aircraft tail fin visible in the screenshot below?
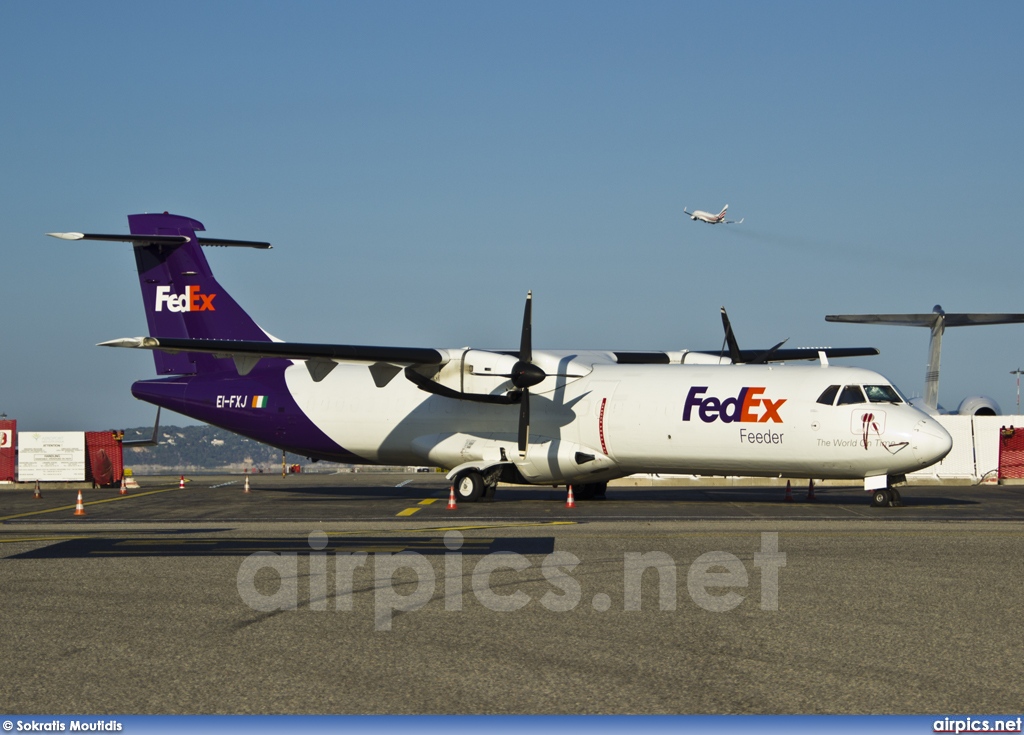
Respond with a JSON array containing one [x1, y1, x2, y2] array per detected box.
[[128, 213, 272, 375]]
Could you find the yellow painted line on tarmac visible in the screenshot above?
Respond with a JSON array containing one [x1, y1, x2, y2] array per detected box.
[[0, 535, 90, 544], [418, 498, 438, 505], [396, 507, 422, 517], [401, 521, 578, 533], [0, 487, 176, 522]]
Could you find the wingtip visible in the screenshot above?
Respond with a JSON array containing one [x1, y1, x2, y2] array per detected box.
[[46, 232, 84, 240]]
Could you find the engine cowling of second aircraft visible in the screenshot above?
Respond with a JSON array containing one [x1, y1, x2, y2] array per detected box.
[[956, 395, 1001, 416]]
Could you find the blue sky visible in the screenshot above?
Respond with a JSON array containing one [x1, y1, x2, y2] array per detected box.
[[3, 1, 1024, 430]]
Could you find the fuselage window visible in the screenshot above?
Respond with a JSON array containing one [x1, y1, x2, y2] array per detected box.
[[816, 385, 840, 406], [864, 385, 903, 403], [837, 385, 867, 405]]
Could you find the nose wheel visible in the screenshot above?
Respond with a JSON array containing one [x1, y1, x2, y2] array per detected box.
[[870, 486, 903, 507]]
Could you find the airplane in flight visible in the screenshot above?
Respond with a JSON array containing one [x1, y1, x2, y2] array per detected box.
[[826, 306, 1024, 416], [50, 213, 950, 507], [683, 204, 743, 225]]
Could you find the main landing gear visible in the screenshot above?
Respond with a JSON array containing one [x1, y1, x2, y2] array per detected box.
[[450, 471, 607, 503], [452, 470, 493, 502], [569, 482, 607, 500]]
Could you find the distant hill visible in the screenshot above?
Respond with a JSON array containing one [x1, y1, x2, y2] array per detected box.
[[121, 424, 350, 473]]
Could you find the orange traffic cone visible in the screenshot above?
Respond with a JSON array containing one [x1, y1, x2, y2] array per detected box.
[[33, 480, 42, 500], [73, 490, 87, 516], [806, 479, 817, 502], [119, 476, 128, 496], [446, 486, 458, 510], [784, 480, 794, 503], [179, 475, 185, 489], [566, 486, 576, 508], [243, 475, 251, 494]]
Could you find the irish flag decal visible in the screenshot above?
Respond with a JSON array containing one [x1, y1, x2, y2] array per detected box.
[[252, 395, 268, 408]]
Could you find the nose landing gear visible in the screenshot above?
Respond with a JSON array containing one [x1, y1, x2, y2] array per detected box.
[[869, 481, 904, 508]]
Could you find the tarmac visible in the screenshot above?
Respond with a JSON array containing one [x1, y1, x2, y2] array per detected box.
[[2, 472, 1023, 714]]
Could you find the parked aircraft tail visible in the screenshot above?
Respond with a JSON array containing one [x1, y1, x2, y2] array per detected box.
[[50, 212, 273, 375], [127, 212, 274, 375]]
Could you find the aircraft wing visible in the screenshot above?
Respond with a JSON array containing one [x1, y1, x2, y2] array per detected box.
[[739, 346, 876, 361], [99, 336, 446, 365], [101, 337, 878, 367]]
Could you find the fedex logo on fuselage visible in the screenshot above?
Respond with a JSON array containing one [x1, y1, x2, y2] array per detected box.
[[683, 386, 786, 423], [155, 285, 216, 313]]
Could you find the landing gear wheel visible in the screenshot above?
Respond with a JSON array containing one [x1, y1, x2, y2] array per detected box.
[[454, 471, 485, 502], [569, 482, 608, 501], [888, 487, 903, 507], [870, 489, 891, 507], [573, 484, 596, 500]]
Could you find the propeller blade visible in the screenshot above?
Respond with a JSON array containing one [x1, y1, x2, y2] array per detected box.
[[518, 389, 530, 457], [750, 338, 790, 364], [520, 290, 533, 364], [720, 306, 743, 364]]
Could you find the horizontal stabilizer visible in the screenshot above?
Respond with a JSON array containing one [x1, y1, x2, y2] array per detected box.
[[827, 313, 1024, 327], [47, 232, 271, 249]]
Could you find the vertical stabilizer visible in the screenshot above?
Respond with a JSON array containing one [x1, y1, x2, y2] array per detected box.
[[923, 311, 944, 411], [128, 213, 271, 375]]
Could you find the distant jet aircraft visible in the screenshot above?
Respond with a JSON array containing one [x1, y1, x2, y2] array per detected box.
[[683, 204, 743, 225], [826, 306, 1024, 416]]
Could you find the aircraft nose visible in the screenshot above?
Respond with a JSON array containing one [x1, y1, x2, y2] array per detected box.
[[912, 418, 953, 467]]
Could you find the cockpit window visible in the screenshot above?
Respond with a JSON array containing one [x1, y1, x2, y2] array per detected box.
[[864, 385, 903, 404], [836, 385, 867, 405], [816, 385, 840, 406]]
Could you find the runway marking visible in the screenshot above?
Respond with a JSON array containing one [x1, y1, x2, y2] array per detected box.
[[0, 487, 177, 522], [396, 507, 422, 517], [418, 498, 437, 505], [209, 481, 238, 489], [395, 479, 413, 488]]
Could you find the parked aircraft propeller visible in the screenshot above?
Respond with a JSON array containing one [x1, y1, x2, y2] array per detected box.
[[407, 291, 582, 456], [486, 291, 582, 457], [719, 306, 788, 365]]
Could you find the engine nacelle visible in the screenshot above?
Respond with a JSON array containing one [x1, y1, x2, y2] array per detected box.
[[956, 395, 1002, 416]]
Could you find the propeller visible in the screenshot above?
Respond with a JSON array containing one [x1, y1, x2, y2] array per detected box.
[[719, 306, 788, 364], [720, 307, 742, 363], [496, 292, 545, 457], [487, 291, 578, 457], [406, 290, 582, 456]]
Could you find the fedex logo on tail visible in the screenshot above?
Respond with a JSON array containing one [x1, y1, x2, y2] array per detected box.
[[683, 386, 786, 423], [155, 285, 216, 313]]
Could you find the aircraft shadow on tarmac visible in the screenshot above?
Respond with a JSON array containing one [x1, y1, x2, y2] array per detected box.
[[259, 483, 981, 507]]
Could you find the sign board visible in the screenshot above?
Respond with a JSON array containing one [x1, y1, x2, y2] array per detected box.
[[18, 431, 86, 482]]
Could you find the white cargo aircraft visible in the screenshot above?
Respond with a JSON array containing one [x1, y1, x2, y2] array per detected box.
[[683, 204, 743, 225], [52, 213, 950, 507]]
